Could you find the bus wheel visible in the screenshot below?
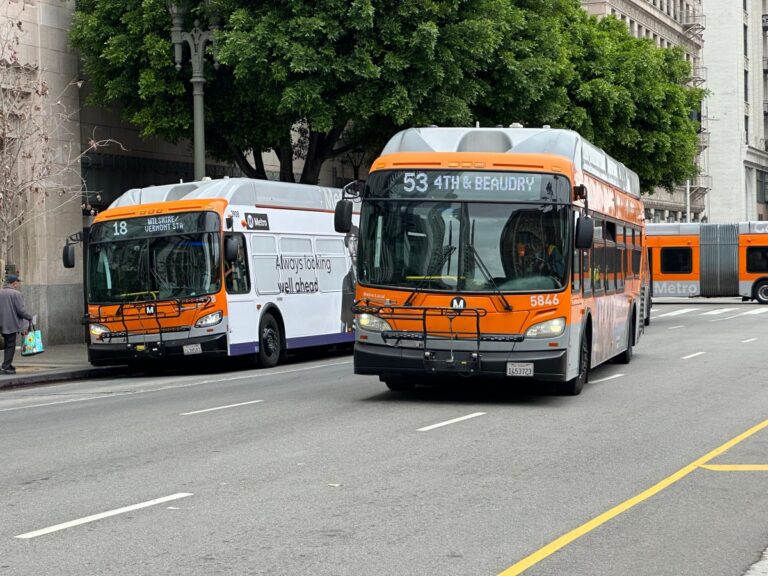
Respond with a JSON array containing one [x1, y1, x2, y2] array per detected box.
[[259, 313, 282, 368], [559, 332, 589, 396], [754, 281, 768, 304], [382, 376, 415, 393], [644, 297, 652, 326], [615, 313, 634, 365]]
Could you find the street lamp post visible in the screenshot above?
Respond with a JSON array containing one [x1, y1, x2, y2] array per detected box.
[[169, 1, 218, 181]]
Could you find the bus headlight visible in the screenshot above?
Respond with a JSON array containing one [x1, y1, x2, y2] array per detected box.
[[195, 311, 223, 328], [89, 324, 110, 338], [525, 317, 566, 339], [357, 313, 392, 333]]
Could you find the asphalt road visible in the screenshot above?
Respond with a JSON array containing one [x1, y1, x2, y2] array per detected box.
[[1, 298, 767, 575]]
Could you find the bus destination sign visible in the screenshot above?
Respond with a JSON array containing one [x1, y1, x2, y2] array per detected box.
[[90, 212, 220, 242]]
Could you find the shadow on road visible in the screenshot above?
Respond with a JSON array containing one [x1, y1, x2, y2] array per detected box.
[[362, 377, 567, 407], [120, 344, 354, 379]]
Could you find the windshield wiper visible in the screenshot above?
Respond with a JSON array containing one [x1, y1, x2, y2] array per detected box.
[[403, 245, 457, 307], [466, 244, 512, 311]]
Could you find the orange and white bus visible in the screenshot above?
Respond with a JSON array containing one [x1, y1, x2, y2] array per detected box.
[[64, 178, 359, 367], [334, 126, 650, 395], [647, 221, 768, 303]]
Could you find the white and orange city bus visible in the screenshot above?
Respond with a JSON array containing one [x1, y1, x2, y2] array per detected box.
[[334, 126, 650, 395], [647, 221, 768, 303], [64, 178, 359, 367]]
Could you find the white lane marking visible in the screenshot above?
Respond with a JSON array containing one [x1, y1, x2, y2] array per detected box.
[[180, 400, 263, 416], [743, 308, 768, 315], [418, 412, 486, 432], [15, 493, 193, 539], [655, 308, 700, 318], [742, 338, 758, 343], [668, 325, 685, 330], [709, 315, 741, 322], [589, 374, 624, 384], [0, 360, 352, 414], [701, 308, 738, 316], [682, 352, 705, 360]]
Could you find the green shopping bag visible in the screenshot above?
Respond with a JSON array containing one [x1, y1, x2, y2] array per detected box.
[[21, 327, 44, 356]]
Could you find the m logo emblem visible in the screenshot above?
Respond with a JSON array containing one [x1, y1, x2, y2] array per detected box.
[[450, 297, 466, 310], [146, 306, 155, 315]]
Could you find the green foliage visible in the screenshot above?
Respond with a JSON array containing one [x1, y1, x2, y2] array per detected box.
[[71, 0, 704, 189], [559, 13, 704, 192]]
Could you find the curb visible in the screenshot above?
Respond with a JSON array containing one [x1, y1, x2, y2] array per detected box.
[[0, 366, 127, 390]]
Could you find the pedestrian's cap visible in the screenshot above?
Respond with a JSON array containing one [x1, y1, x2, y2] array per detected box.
[[5, 274, 20, 284]]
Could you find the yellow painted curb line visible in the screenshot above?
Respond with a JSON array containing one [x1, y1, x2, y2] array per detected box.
[[498, 417, 768, 576]]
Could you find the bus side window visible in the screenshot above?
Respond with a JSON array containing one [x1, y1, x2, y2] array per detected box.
[[660, 247, 692, 274], [632, 229, 641, 277], [572, 212, 581, 293], [746, 246, 768, 273], [592, 219, 604, 294], [603, 222, 618, 292], [615, 225, 624, 291], [582, 249, 592, 295], [572, 246, 581, 293], [225, 234, 251, 294], [252, 235, 280, 295]]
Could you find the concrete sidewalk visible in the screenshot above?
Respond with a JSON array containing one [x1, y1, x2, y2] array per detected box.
[[0, 343, 124, 389]]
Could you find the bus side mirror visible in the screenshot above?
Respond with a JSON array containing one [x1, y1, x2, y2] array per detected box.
[[342, 179, 364, 198], [224, 236, 239, 262], [575, 217, 594, 250], [335, 200, 353, 234], [63, 245, 76, 268]]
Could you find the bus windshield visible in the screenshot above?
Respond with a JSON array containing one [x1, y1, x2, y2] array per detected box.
[[88, 212, 221, 304], [359, 172, 571, 293]]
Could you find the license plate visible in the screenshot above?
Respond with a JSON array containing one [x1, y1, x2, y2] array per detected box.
[[506, 362, 534, 377], [183, 343, 202, 355]]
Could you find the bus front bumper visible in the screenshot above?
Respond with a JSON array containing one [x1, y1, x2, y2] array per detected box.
[[88, 333, 228, 366], [353, 342, 567, 382]]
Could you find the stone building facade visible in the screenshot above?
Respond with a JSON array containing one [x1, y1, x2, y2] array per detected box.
[[581, 0, 709, 223], [700, 0, 768, 223]]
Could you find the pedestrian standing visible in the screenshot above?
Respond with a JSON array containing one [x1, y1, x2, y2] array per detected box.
[[0, 274, 33, 375]]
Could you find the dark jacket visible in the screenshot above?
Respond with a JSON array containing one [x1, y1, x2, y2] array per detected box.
[[0, 286, 33, 334]]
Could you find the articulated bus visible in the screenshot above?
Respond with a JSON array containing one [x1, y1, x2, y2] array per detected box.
[[647, 221, 768, 303], [334, 126, 650, 395], [63, 178, 359, 367]]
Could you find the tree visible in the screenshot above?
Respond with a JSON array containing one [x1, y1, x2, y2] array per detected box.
[[71, 0, 545, 183], [559, 13, 704, 192], [0, 4, 118, 270], [71, 0, 703, 189]]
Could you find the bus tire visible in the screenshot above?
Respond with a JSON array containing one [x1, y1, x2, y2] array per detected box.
[[754, 281, 768, 304], [258, 313, 283, 368], [644, 296, 652, 326], [615, 311, 634, 365], [382, 376, 415, 393], [559, 330, 589, 396]]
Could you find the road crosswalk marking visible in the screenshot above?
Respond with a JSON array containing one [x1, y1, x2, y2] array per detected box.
[[655, 308, 700, 318], [742, 308, 768, 315], [701, 308, 738, 315]]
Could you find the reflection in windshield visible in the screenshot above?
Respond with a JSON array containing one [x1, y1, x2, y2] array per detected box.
[[358, 201, 569, 293], [88, 233, 221, 303]]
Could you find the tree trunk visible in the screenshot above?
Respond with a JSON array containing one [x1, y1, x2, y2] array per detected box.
[[299, 127, 344, 185], [227, 139, 267, 179], [275, 145, 295, 182]]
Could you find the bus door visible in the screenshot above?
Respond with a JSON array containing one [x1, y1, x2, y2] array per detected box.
[[224, 233, 257, 355]]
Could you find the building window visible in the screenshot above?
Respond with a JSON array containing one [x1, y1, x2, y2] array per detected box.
[[745, 71, 749, 101], [746, 114, 750, 144], [758, 170, 768, 204], [744, 24, 749, 56]]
